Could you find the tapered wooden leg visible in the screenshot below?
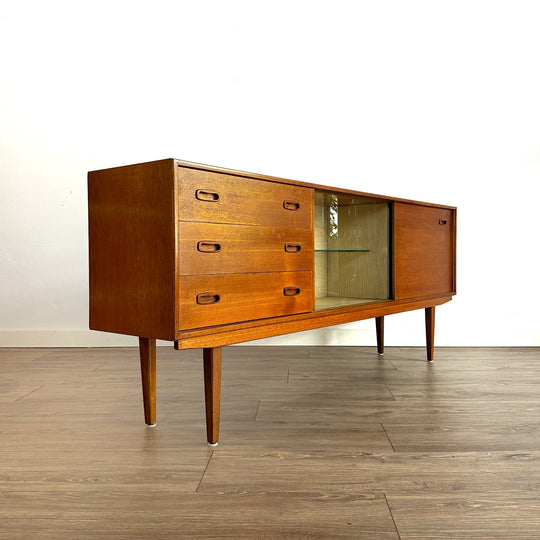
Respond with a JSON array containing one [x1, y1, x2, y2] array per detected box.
[[203, 347, 222, 445], [425, 307, 435, 362], [139, 337, 156, 426], [375, 316, 384, 355]]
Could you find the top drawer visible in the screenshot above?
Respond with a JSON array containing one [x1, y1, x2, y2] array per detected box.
[[177, 167, 313, 229]]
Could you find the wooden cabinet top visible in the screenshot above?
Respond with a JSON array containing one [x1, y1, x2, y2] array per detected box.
[[89, 158, 456, 210]]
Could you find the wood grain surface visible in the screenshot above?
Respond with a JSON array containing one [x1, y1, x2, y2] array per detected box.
[[88, 159, 177, 340], [177, 271, 314, 330], [177, 166, 313, 229], [394, 202, 456, 300], [178, 222, 313, 275], [1, 346, 540, 538]]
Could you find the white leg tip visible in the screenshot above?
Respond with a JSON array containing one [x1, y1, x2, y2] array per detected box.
[[208, 441, 219, 447], [146, 423, 157, 427]]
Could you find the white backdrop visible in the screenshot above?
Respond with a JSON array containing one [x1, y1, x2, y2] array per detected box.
[[1, 0, 539, 347]]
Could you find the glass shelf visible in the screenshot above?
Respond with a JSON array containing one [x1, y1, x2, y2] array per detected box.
[[314, 189, 390, 311], [315, 296, 381, 311], [315, 249, 370, 252]]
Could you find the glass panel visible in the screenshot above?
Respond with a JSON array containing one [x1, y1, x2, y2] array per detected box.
[[314, 190, 390, 311]]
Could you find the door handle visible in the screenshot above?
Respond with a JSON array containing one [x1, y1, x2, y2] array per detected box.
[[283, 200, 300, 211], [284, 243, 302, 253], [195, 189, 220, 202], [283, 286, 301, 296], [196, 292, 221, 305], [197, 241, 222, 253]]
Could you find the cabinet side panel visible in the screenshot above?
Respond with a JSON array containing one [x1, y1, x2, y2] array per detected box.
[[394, 202, 455, 299], [88, 160, 176, 340]]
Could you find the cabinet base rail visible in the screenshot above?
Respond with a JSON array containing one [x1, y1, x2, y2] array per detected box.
[[138, 307, 436, 444]]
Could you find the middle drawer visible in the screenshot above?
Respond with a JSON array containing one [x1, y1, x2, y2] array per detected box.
[[178, 222, 313, 275]]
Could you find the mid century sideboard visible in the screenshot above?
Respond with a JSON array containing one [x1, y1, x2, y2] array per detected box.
[[88, 159, 456, 444]]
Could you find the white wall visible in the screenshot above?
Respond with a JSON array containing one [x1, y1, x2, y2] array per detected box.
[[1, 0, 539, 347]]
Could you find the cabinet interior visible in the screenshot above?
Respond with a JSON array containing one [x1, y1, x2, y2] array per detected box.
[[314, 190, 390, 311]]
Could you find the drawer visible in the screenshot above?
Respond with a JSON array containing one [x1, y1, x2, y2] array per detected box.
[[178, 222, 314, 275], [177, 271, 313, 330], [177, 167, 313, 229]]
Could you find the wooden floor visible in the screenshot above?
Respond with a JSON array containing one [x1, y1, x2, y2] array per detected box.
[[2, 346, 540, 539]]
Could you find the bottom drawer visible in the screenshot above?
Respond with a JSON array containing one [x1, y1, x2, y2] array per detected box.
[[177, 272, 313, 330]]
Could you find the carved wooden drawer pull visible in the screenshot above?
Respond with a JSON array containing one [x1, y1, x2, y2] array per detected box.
[[196, 189, 220, 202], [196, 292, 221, 305], [284, 243, 302, 253], [283, 286, 301, 296], [197, 241, 222, 253], [283, 200, 300, 211]]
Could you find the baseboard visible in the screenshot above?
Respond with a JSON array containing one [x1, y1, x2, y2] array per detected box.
[[0, 328, 383, 348], [1, 328, 537, 348]]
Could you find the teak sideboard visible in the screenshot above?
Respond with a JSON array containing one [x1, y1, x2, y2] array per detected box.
[[88, 159, 456, 444]]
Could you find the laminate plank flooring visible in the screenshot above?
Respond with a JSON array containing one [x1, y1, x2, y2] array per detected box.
[[1, 346, 540, 539]]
